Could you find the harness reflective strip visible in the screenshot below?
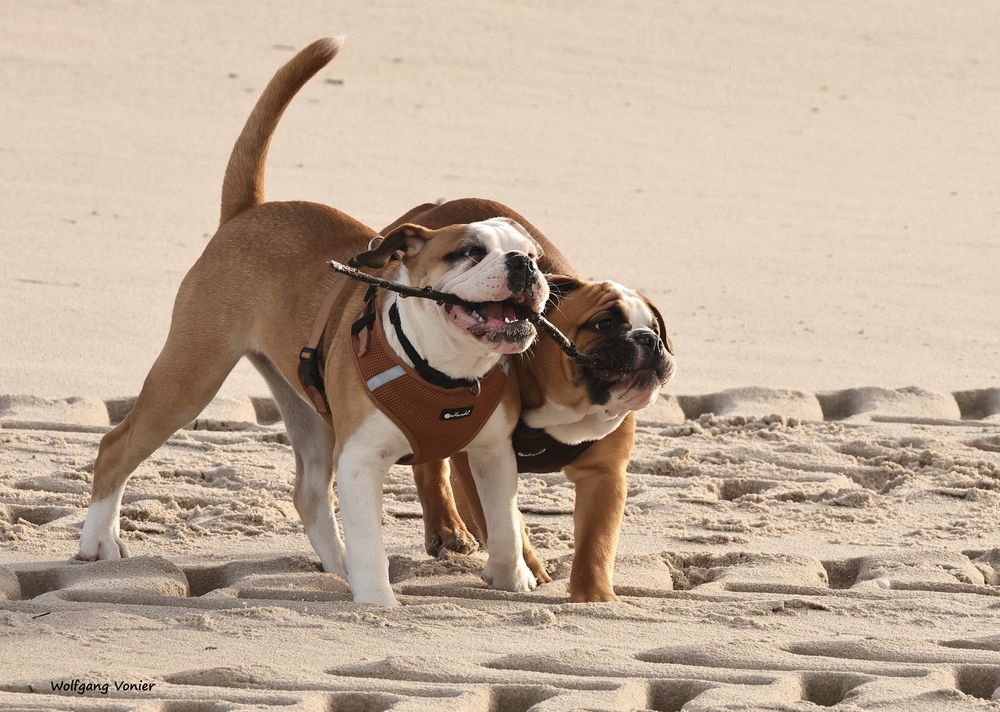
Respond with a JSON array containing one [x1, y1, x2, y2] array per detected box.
[[366, 365, 406, 392]]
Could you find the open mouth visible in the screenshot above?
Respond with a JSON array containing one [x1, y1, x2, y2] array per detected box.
[[444, 299, 536, 343]]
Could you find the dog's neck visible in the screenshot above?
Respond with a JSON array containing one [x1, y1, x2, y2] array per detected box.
[[518, 360, 630, 444], [381, 273, 501, 381]]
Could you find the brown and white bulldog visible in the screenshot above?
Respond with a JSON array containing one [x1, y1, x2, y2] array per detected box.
[[76, 39, 549, 606], [387, 199, 676, 601]]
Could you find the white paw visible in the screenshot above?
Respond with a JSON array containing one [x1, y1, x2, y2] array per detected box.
[[78, 495, 126, 561], [483, 557, 537, 593], [351, 588, 399, 606], [77, 534, 129, 562]]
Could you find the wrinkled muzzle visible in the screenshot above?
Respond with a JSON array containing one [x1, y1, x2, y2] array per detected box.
[[584, 328, 676, 408]]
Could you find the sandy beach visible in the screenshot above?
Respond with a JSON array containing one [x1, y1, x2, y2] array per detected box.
[[1, 390, 1000, 709], [2, 1, 1000, 710]]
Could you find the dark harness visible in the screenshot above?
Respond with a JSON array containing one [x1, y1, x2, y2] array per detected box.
[[512, 420, 598, 473]]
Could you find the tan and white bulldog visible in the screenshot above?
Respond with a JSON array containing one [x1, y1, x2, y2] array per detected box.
[[76, 39, 549, 606], [391, 199, 676, 601]]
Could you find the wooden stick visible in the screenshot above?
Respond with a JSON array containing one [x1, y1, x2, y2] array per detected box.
[[328, 259, 611, 369]]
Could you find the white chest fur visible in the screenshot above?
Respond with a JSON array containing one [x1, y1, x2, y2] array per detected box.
[[521, 399, 628, 445]]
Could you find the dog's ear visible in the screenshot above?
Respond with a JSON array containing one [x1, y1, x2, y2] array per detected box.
[[545, 274, 583, 308], [640, 293, 673, 355], [351, 224, 432, 268]]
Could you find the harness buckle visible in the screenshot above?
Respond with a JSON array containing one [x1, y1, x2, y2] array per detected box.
[[297, 347, 329, 415]]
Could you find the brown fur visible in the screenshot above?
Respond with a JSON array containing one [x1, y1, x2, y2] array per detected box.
[[88, 42, 524, 556], [395, 200, 657, 602]]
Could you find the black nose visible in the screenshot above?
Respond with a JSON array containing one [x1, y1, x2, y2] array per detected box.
[[505, 252, 535, 292], [633, 328, 663, 354]]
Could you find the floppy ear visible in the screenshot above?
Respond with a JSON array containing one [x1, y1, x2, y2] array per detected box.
[[351, 224, 433, 268], [545, 274, 583, 308], [640, 293, 674, 355]]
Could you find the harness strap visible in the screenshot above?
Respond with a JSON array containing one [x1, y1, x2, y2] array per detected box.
[[387, 301, 478, 390], [298, 252, 397, 414], [298, 274, 356, 415], [298, 251, 488, 419]]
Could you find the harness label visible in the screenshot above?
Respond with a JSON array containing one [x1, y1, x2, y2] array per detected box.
[[440, 406, 474, 420]]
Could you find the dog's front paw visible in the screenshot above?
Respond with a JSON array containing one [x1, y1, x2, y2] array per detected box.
[[483, 557, 537, 593], [350, 588, 400, 607], [76, 534, 130, 562]]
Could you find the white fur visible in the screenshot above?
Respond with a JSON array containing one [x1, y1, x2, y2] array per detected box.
[[78, 488, 128, 560], [444, 250, 519, 303], [386, 275, 504, 381], [609, 281, 656, 332], [335, 410, 410, 606], [305, 498, 346, 577], [464, 401, 536, 593], [525, 403, 629, 445], [440, 219, 541, 305], [333, 396, 535, 604], [384, 218, 549, 380], [286, 407, 346, 578], [371, 218, 544, 595]]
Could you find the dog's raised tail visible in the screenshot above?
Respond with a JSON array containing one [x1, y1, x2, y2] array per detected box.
[[220, 37, 344, 226]]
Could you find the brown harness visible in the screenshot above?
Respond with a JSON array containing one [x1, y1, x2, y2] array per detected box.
[[298, 268, 508, 465]]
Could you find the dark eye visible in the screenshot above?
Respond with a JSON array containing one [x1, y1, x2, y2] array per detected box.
[[592, 317, 617, 332], [445, 244, 486, 263]]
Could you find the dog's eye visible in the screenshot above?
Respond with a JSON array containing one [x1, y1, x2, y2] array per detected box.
[[445, 244, 486, 262], [592, 317, 618, 332]]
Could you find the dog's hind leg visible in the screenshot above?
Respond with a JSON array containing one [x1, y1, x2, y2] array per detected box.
[[247, 353, 346, 578], [410, 459, 479, 557], [78, 296, 247, 561]]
